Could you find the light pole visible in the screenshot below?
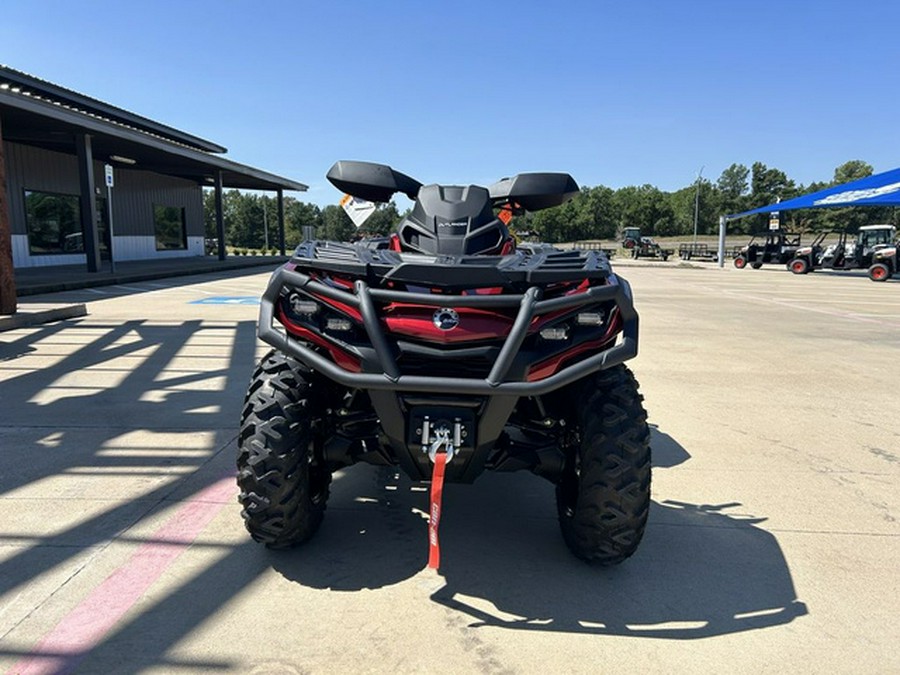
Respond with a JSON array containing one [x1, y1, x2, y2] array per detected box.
[[693, 165, 704, 242]]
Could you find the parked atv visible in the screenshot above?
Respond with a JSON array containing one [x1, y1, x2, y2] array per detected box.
[[733, 230, 802, 269], [238, 161, 651, 567], [789, 225, 896, 274], [868, 245, 898, 281]]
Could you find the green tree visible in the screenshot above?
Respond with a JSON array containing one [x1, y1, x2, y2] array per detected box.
[[359, 201, 401, 237], [833, 159, 873, 184], [531, 199, 574, 243], [285, 199, 321, 247], [820, 160, 881, 232], [531, 186, 616, 242], [784, 181, 829, 232], [671, 179, 719, 237], [745, 163, 798, 233], [319, 204, 355, 242], [614, 185, 675, 237], [716, 163, 750, 218], [750, 162, 797, 206], [574, 185, 618, 239], [202, 189, 218, 239]]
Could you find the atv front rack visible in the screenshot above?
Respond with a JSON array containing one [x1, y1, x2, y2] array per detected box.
[[258, 253, 638, 397]]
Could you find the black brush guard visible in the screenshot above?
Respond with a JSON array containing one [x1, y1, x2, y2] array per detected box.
[[256, 245, 638, 482], [258, 258, 638, 397]]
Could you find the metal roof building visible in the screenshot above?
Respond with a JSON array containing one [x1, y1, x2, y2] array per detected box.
[[0, 64, 306, 290]]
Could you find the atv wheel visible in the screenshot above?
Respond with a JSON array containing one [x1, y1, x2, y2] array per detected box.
[[751, 262, 763, 270], [790, 258, 809, 275], [868, 263, 890, 282], [237, 350, 332, 548], [733, 256, 747, 269], [556, 365, 651, 565]]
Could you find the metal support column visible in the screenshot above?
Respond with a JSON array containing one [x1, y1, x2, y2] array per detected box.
[[215, 170, 226, 260], [75, 133, 101, 273], [717, 215, 727, 268], [277, 189, 286, 255], [0, 114, 17, 315]]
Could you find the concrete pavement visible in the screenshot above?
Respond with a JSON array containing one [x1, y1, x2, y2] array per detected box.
[[0, 263, 897, 673]]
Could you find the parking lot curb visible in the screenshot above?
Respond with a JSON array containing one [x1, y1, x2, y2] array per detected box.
[[0, 303, 88, 332]]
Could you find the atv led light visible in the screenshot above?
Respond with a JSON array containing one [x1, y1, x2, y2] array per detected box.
[[325, 317, 353, 332], [575, 311, 605, 326], [289, 295, 319, 316], [539, 326, 569, 341]]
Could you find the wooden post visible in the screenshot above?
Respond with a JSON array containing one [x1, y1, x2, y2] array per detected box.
[[0, 114, 17, 315]]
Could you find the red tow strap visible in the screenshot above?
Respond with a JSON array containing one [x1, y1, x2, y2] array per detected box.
[[428, 451, 448, 569]]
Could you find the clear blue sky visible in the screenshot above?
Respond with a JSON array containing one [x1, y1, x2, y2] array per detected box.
[[5, 0, 899, 206]]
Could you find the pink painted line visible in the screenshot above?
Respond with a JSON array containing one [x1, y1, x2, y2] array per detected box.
[[9, 476, 236, 675]]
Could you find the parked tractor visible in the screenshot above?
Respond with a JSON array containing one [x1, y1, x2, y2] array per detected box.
[[631, 236, 672, 261], [733, 230, 802, 269], [622, 227, 641, 249], [868, 245, 898, 281], [788, 225, 896, 275]]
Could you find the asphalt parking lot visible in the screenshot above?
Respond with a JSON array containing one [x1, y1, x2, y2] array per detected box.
[[0, 262, 898, 674]]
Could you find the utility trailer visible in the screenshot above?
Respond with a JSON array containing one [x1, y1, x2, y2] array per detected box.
[[789, 225, 896, 274], [572, 241, 617, 257], [733, 231, 802, 269], [678, 242, 720, 261]]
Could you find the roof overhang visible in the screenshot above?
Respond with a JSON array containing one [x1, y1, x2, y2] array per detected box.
[[0, 88, 307, 192], [726, 167, 900, 220]]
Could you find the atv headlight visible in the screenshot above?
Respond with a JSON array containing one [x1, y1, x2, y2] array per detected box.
[[325, 317, 353, 332], [288, 293, 319, 316], [539, 326, 569, 341], [575, 311, 605, 326]]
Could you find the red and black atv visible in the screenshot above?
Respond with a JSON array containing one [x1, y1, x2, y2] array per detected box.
[[238, 161, 651, 567]]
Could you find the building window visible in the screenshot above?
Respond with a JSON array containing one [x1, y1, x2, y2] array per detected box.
[[154, 205, 187, 250], [24, 190, 82, 255]]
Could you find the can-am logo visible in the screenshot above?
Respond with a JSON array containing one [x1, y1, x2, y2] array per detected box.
[[433, 308, 460, 330]]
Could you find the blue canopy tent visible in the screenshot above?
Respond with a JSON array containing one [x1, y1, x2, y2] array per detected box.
[[715, 166, 900, 266]]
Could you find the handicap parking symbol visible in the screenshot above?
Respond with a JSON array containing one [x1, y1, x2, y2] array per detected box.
[[189, 296, 260, 305]]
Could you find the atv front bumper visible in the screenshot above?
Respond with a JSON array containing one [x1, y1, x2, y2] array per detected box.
[[257, 264, 638, 397]]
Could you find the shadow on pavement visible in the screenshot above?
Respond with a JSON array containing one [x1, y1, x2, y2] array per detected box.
[[272, 426, 805, 640], [430, 497, 807, 639], [0, 314, 259, 671], [271, 466, 429, 590], [650, 423, 691, 468]]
